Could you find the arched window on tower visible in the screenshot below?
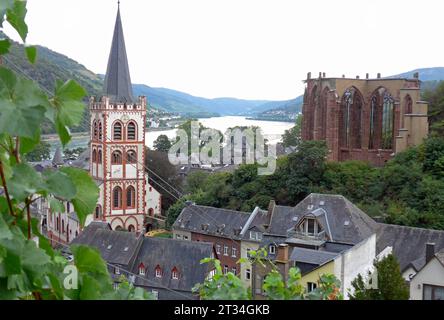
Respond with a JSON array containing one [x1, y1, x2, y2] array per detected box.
[[113, 122, 122, 140], [126, 150, 137, 164], [127, 122, 136, 140], [98, 121, 103, 141], [95, 205, 102, 219], [92, 149, 97, 163], [126, 186, 135, 208], [98, 150, 102, 164], [382, 92, 394, 149], [113, 187, 122, 209], [93, 120, 98, 140], [111, 150, 122, 164]]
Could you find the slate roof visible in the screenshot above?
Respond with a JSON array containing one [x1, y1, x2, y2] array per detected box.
[[173, 204, 251, 240], [267, 193, 378, 245], [71, 225, 142, 266], [132, 237, 213, 292], [71, 222, 213, 296], [103, 5, 134, 103], [376, 223, 444, 271], [70, 148, 90, 171], [290, 247, 339, 266]]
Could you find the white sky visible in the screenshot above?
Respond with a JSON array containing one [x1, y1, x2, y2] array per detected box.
[[4, 0, 444, 100]]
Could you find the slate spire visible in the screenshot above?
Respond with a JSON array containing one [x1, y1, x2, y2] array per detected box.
[[103, 2, 134, 103]]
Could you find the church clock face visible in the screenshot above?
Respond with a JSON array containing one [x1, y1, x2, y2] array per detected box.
[[121, 114, 130, 123]]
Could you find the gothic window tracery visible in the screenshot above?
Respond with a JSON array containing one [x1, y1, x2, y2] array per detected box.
[[113, 122, 122, 140], [111, 150, 122, 164], [127, 121, 136, 140]]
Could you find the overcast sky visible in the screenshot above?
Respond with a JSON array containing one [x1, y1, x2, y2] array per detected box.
[[4, 0, 444, 100]]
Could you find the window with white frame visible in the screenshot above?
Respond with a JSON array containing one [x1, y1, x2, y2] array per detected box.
[[269, 245, 276, 255], [223, 245, 228, 256], [223, 265, 228, 274], [216, 244, 221, 254], [115, 267, 120, 275], [307, 282, 317, 292], [249, 231, 262, 241], [231, 247, 237, 258], [172, 268, 179, 280], [246, 269, 251, 280], [152, 290, 159, 300], [155, 266, 162, 278], [231, 267, 237, 274], [138, 265, 145, 275], [113, 282, 119, 290]]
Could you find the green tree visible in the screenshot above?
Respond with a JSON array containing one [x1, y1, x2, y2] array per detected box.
[[349, 254, 409, 300], [423, 81, 444, 136], [24, 141, 51, 162], [282, 114, 302, 148], [0, 2, 150, 300], [153, 134, 172, 152]]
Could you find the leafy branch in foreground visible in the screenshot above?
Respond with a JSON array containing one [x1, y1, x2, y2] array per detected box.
[[0, 0, 150, 300], [193, 249, 343, 300]]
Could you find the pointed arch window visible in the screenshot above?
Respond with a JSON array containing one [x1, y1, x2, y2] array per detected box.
[[98, 150, 102, 164], [402, 95, 413, 128], [341, 88, 363, 148], [113, 187, 122, 209], [369, 95, 378, 149], [92, 149, 97, 163], [113, 122, 122, 140], [93, 120, 98, 140], [111, 150, 122, 164], [98, 121, 103, 141], [126, 150, 137, 164], [127, 122, 136, 140], [126, 186, 136, 208], [95, 205, 102, 219], [382, 93, 394, 149]]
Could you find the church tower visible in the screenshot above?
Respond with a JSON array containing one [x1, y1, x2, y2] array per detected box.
[[89, 3, 147, 232]]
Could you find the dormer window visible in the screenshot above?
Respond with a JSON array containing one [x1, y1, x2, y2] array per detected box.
[[155, 266, 162, 278], [249, 231, 262, 241], [298, 218, 323, 236], [269, 245, 276, 255], [138, 263, 145, 275], [115, 267, 120, 275], [172, 267, 179, 280]]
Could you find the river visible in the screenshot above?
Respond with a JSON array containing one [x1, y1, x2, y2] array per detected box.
[[46, 116, 295, 154]]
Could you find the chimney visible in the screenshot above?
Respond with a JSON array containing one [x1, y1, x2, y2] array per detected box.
[[342, 74, 345, 78], [322, 72, 326, 78], [377, 73, 381, 79], [268, 200, 276, 216], [426, 243, 436, 263], [307, 72, 311, 80], [413, 72, 419, 79], [276, 243, 289, 262], [356, 75, 360, 79], [366, 73, 369, 79]]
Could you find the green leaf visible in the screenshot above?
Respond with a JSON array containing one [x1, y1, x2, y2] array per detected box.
[[0, 213, 13, 240], [6, 0, 28, 42], [71, 245, 108, 275], [43, 170, 77, 200], [8, 163, 44, 201], [21, 240, 50, 268], [60, 167, 98, 226], [49, 198, 65, 213], [0, 38, 10, 55], [25, 45, 36, 64], [0, 67, 49, 140], [53, 80, 87, 147]]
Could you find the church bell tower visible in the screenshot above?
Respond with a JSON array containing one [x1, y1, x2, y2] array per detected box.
[[89, 2, 148, 232]]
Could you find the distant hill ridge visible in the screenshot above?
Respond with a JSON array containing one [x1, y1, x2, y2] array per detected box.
[[2, 31, 444, 120]]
